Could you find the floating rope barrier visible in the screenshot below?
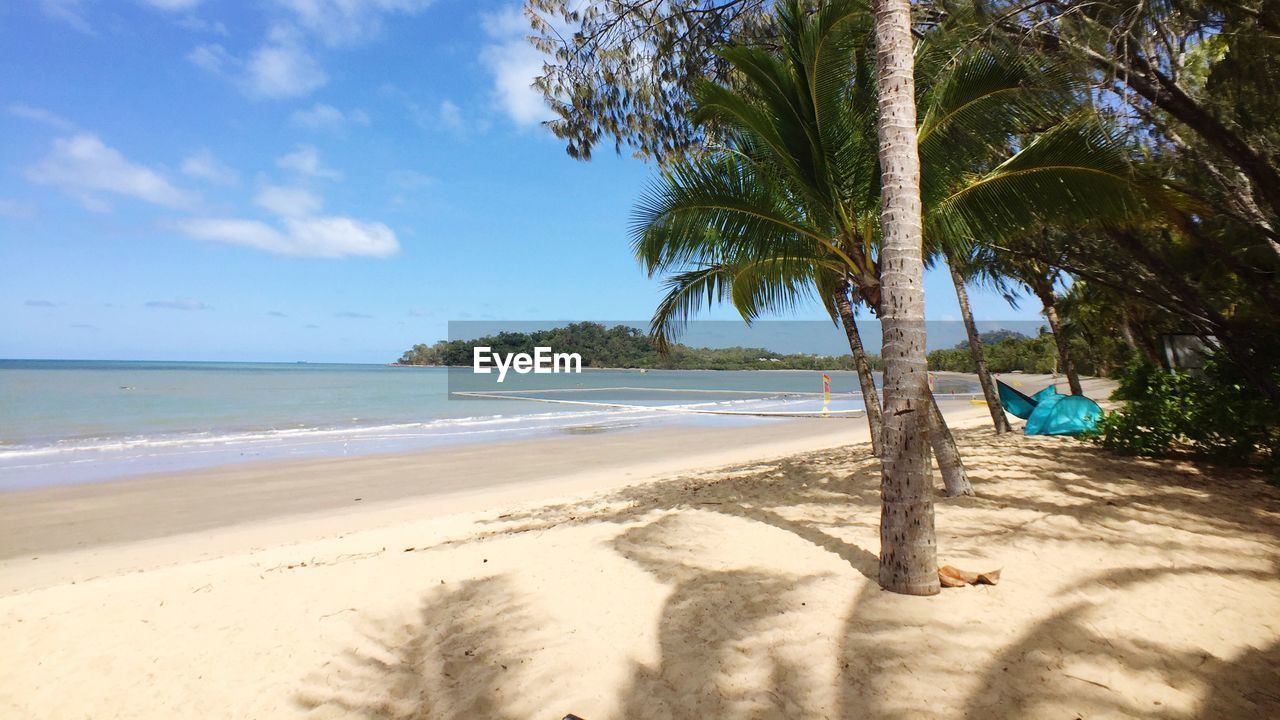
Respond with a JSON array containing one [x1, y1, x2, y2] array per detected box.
[[450, 385, 981, 418], [451, 387, 867, 418]]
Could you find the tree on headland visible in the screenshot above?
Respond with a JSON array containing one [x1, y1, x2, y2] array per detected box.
[[397, 322, 884, 370], [927, 331, 1060, 375]]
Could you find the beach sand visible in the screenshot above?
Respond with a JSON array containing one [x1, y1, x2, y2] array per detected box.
[[2, 374, 1278, 718]]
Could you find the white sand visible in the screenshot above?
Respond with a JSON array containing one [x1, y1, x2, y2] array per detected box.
[[3, 374, 1278, 718]]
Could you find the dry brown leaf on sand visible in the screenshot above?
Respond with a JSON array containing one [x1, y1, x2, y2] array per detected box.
[[938, 565, 1001, 588]]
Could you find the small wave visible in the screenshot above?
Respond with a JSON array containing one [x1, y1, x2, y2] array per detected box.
[[0, 407, 660, 461]]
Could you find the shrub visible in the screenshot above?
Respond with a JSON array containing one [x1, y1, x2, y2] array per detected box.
[[1092, 356, 1279, 479]]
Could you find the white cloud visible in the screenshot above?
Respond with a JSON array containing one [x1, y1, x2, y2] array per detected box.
[[8, 103, 77, 131], [0, 199, 38, 220], [175, 16, 229, 35], [388, 169, 435, 188], [175, 218, 282, 251], [189, 32, 328, 100], [276, 0, 436, 47], [185, 2, 436, 100], [276, 144, 342, 180], [146, 298, 213, 310], [181, 149, 239, 185], [176, 216, 398, 258], [380, 84, 484, 134], [141, 0, 203, 10], [254, 184, 322, 217], [186, 43, 235, 74], [480, 6, 555, 127], [386, 168, 436, 206], [39, 0, 94, 34], [290, 103, 370, 130], [480, 5, 527, 38], [438, 99, 463, 131], [26, 134, 194, 211], [289, 216, 398, 259], [244, 29, 328, 98], [482, 41, 554, 126], [175, 151, 397, 258], [77, 194, 114, 213]]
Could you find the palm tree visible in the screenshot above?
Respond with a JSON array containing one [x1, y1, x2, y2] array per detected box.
[[636, 10, 1133, 421], [970, 233, 1086, 395], [834, 279, 887, 457], [632, 0, 1136, 593], [871, 0, 942, 595], [944, 255, 1011, 432], [636, 0, 975, 497]]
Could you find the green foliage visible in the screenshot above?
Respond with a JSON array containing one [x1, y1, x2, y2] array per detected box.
[[633, 0, 1135, 356], [527, 0, 773, 161], [926, 331, 1058, 373], [397, 322, 880, 371], [1093, 358, 1280, 478]]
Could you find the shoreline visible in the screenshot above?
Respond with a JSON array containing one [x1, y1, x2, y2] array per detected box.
[[0, 403, 990, 593], [0, 372, 1100, 593], [0, 364, 933, 492]]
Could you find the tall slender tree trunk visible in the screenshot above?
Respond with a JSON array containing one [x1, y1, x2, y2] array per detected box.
[[926, 391, 973, 496], [1118, 312, 1138, 353], [871, 0, 938, 596], [1040, 294, 1083, 395], [1121, 310, 1162, 367], [834, 283, 884, 458], [839, 283, 971, 494], [947, 261, 1011, 433]]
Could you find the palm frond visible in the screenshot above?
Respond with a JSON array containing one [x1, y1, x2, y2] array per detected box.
[[928, 118, 1138, 248], [649, 265, 734, 354], [632, 151, 866, 274], [728, 255, 835, 323]]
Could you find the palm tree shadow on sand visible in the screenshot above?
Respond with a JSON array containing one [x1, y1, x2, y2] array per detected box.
[[295, 575, 544, 719], [295, 428, 1280, 718]]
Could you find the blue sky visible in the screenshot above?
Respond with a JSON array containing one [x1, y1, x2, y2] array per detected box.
[[0, 0, 1041, 363]]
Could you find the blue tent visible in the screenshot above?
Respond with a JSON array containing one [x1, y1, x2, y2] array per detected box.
[[996, 380, 1102, 436]]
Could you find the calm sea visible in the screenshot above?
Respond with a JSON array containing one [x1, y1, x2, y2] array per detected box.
[[0, 360, 977, 490]]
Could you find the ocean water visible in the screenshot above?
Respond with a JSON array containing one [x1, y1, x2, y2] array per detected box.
[[0, 360, 978, 490]]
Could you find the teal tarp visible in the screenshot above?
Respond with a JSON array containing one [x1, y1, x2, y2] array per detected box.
[[997, 380, 1037, 420], [997, 380, 1103, 436]]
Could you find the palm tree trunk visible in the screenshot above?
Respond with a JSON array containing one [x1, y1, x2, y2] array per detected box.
[[839, 282, 970, 494], [871, 0, 939, 596], [834, 284, 884, 458], [947, 262, 1011, 433], [1041, 295, 1084, 395], [926, 390, 973, 496], [1121, 310, 1162, 367]]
